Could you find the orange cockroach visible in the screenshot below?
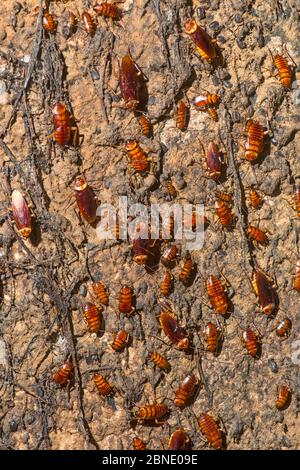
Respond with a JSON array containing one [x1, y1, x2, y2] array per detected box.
[[119, 55, 144, 110], [215, 199, 233, 229], [91, 281, 109, 306], [161, 213, 175, 240], [241, 327, 260, 357], [81, 11, 95, 36], [206, 275, 229, 315], [275, 318, 291, 338], [83, 302, 101, 333], [49, 102, 77, 147], [160, 271, 172, 297], [215, 191, 232, 204], [252, 268, 276, 315], [159, 306, 189, 350], [74, 176, 98, 224], [198, 413, 222, 450], [138, 114, 151, 137], [293, 259, 300, 292], [174, 374, 198, 408], [244, 119, 265, 162], [135, 403, 168, 422], [184, 19, 216, 62], [246, 225, 269, 245], [148, 351, 170, 371], [275, 385, 290, 409], [53, 361, 72, 386], [11, 190, 32, 238], [165, 180, 178, 199], [194, 93, 219, 109], [93, 374, 114, 396], [177, 100, 188, 131], [111, 330, 128, 351], [203, 322, 221, 354], [132, 437, 146, 450], [249, 188, 263, 209], [194, 93, 219, 121], [63, 11, 77, 37], [205, 142, 224, 181], [132, 236, 150, 265], [93, 2, 123, 20], [125, 140, 149, 174], [118, 286, 134, 315], [161, 245, 178, 267], [168, 430, 190, 450], [179, 254, 193, 285], [271, 52, 293, 88], [34, 7, 56, 33]]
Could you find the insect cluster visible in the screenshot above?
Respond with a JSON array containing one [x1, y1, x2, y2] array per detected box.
[[0, 0, 298, 453]]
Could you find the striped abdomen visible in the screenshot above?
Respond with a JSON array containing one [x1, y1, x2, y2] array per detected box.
[[206, 275, 228, 315], [274, 55, 292, 88], [198, 413, 222, 449], [245, 120, 265, 161]]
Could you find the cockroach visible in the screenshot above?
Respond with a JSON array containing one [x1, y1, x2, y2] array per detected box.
[[125, 140, 149, 174], [159, 307, 189, 350], [53, 361, 72, 386], [275, 318, 291, 338], [272, 54, 293, 88], [148, 351, 170, 371], [168, 429, 190, 450], [205, 142, 223, 180], [49, 102, 76, 147], [244, 119, 265, 162], [294, 185, 300, 217], [132, 236, 149, 265], [179, 255, 193, 285], [11, 190, 32, 238], [74, 176, 98, 224], [161, 213, 174, 240], [177, 100, 188, 131], [138, 114, 151, 137], [119, 55, 143, 110], [242, 327, 259, 357], [91, 281, 109, 306], [215, 191, 232, 204], [194, 93, 219, 109], [275, 385, 290, 409], [81, 11, 95, 36], [249, 188, 263, 209], [183, 210, 208, 231], [160, 271, 172, 297], [66, 11, 76, 35], [165, 180, 177, 198], [246, 225, 269, 245], [118, 285, 134, 315], [184, 19, 216, 62], [111, 330, 128, 351], [198, 413, 222, 450], [132, 437, 146, 450], [293, 259, 300, 292], [252, 268, 276, 315], [34, 7, 56, 33], [93, 374, 114, 396], [206, 275, 228, 315], [207, 107, 218, 121], [174, 374, 198, 408], [93, 2, 122, 20], [203, 322, 220, 353], [135, 403, 168, 422], [215, 199, 233, 228], [83, 302, 101, 333], [161, 245, 178, 267]]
